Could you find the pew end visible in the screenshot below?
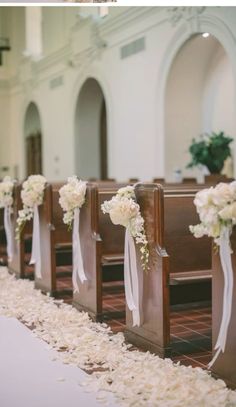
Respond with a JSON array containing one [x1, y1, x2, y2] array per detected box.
[[73, 184, 125, 322], [125, 183, 212, 358], [211, 229, 236, 389], [8, 182, 33, 279]]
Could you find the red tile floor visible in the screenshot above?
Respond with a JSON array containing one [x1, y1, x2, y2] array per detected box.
[[102, 281, 212, 368], [0, 242, 212, 369]]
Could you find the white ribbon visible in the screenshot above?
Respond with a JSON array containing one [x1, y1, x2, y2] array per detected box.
[[4, 206, 14, 261], [72, 207, 87, 293], [29, 205, 42, 279], [208, 226, 234, 368], [124, 229, 140, 327]]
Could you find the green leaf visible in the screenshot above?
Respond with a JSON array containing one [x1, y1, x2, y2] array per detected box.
[[186, 131, 233, 173]]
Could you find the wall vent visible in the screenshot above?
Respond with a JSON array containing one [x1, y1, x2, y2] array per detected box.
[[50, 75, 63, 89], [120, 37, 145, 60]]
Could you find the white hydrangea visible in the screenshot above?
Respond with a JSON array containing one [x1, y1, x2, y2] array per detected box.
[[190, 180, 236, 245], [101, 185, 149, 271], [59, 176, 87, 228], [0, 176, 14, 208]]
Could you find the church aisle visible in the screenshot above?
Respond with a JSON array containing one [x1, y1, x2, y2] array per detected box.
[[0, 315, 118, 407], [0, 267, 236, 407]]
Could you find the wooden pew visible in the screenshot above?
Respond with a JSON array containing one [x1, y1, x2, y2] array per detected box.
[[0, 208, 7, 265], [36, 181, 128, 298], [153, 178, 197, 184], [73, 183, 125, 321], [211, 228, 236, 389], [8, 182, 33, 279], [35, 183, 72, 296], [124, 183, 212, 357]]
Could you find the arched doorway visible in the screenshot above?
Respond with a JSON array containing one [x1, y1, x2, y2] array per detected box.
[[24, 102, 42, 176], [165, 34, 235, 181], [75, 78, 108, 180]]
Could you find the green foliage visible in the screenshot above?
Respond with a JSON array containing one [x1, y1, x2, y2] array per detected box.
[[187, 131, 233, 174]]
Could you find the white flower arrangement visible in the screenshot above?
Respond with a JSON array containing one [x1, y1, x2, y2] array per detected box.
[[0, 176, 14, 208], [190, 181, 236, 368], [101, 186, 149, 271], [16, 175, 47, 240], [59, 176, 87, 228], [190, 181, 236, 245]]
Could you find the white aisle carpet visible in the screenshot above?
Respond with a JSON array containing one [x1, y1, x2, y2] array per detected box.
[[0, 315, 118, 407], [0, 267, 236, 407]]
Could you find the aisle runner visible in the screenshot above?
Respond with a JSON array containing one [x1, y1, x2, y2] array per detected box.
[[0, 316, 118, 407], [0, 267, 235, 407]]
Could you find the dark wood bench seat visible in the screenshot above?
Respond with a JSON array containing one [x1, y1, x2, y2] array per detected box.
[[54, 242, 72, 250], [170, 269, 212, 285], [101, 253, 124, 265]]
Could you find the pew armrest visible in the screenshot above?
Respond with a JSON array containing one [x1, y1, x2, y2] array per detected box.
[[170, 269, 212, 285], [102, 254, 124, 266], [55, 242, 72, 251]]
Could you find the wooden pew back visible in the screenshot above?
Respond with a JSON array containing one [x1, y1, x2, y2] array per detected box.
[[125, 183, 212, 356], [8, 182, 33, 277], [73, 183, 127, 319], [52, 184, 71, 245], [164, 190, 211, 275], [98, 190, 125, 256]]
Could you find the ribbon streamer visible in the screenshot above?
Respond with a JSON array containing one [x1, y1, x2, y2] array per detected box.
[[4, 206, 14, 261], [30, 205, 42, 279], [124, 229, 140, 327], [72, 207, 87, 293], [208, 226, 234, 368]]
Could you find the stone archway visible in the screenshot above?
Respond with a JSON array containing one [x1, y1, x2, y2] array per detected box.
[[165, 34, 235, 181], [24, 102, 42, 177], [74, 78, 108, 180]]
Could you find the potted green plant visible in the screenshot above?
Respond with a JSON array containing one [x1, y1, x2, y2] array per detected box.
[[187, 131, 233, 178]]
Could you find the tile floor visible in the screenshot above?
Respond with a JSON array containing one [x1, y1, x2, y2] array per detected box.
[[102, 280, 212, 368]]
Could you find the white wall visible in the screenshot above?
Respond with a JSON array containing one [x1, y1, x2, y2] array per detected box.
[[0, 7, 236, 182], [165, 34, 236, 181], [203, 50, 235, 137]]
